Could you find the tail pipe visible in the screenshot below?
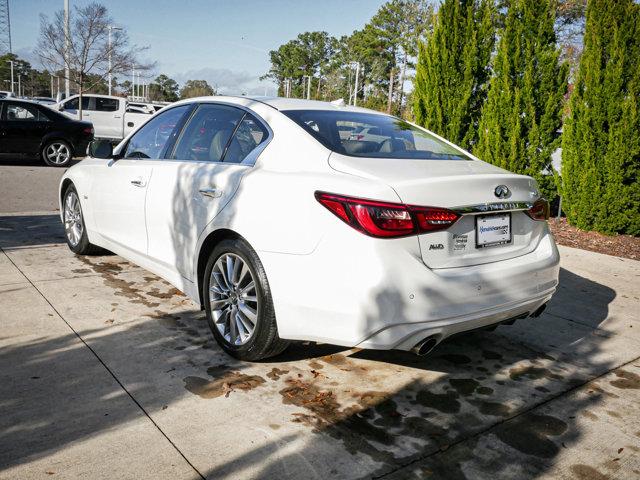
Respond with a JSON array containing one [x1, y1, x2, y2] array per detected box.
[[411, 336, 439, 356]]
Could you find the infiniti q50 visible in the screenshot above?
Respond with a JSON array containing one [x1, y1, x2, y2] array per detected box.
[[59, 96, 559, 360]]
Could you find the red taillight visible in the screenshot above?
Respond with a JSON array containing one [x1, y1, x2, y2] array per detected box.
[[315, 191, 460, 238], [83, 127, 94, 135], [526, 198, 550, 221]]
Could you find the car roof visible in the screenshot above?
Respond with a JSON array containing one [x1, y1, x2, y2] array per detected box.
[[0, 98, 43, 106], [167, 95, 388, 116]]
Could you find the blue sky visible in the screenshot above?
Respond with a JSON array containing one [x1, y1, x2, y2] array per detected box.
[[11, 0, 386, 94]]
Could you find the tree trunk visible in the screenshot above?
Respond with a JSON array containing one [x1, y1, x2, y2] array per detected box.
[[78, 76, 83, 121], [398, 52, 408, 109], [387, 68, 395, 113]]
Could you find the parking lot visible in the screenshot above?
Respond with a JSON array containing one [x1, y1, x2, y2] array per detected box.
[[1, 160, 639, 480]]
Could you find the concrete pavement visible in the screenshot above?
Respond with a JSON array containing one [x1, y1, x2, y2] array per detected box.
[[0, 209, 638, 479]]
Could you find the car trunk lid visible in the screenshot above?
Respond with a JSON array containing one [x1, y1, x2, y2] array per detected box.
[[329, 153, 546, 269]]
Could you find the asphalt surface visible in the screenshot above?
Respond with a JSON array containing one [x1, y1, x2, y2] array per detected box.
[[0, 157, 77, 213], [1, 161, 639, 479]]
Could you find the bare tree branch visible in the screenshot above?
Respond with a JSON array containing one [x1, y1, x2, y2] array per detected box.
[[36, 2, 155, 119]]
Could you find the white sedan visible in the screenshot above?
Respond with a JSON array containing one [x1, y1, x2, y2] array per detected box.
[[59, 96, 560, 360]]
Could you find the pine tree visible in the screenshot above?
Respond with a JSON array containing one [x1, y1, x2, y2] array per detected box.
[[413, 0, 494, 150], [474, 0, 568, 201], [561, 0, 640, 235]]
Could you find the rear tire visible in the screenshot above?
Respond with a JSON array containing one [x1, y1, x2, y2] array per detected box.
[[63, 184, 102, 255], [42, 140, 73, 167], [204, 238, 289, 361]]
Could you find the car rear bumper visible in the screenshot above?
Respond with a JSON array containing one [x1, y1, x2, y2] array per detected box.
[[259, 226, 560, 351]]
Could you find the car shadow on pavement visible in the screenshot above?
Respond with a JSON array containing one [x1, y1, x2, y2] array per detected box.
[[0, 215, 66, 248], [197, 266, 627, 480]]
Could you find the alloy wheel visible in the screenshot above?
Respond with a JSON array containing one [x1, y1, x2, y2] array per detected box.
[[64, 191, 83, 247], [46, 143, 71, 165], [209, 253, 258, 346]]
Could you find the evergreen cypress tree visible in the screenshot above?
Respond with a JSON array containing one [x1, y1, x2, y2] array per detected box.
[[474, 0, 568, 201], [413, 0, 494, 150], [561, 0, 640, 235]]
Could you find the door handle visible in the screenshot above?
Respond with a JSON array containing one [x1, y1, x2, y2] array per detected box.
[[131, 178, 146, 187], [199, 188, 223, 198]]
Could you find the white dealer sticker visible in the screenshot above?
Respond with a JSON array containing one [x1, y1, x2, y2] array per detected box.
[[476, 213, 511, 248]]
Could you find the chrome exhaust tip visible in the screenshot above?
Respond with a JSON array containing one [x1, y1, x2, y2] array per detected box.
[[412, 336, 438, 356]]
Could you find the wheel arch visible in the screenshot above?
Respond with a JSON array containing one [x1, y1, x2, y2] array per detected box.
[[196, 228, 245, 308], [60, 178, 74, 209]]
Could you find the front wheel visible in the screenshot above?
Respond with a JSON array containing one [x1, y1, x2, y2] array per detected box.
[[42, 140, 73, 167], [63, 185, 101, 255], [204, 238, 289, 361]]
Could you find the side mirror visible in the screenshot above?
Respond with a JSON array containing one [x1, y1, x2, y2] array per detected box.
[[88, 139, 113, 159], [57, 104, 65, 111]]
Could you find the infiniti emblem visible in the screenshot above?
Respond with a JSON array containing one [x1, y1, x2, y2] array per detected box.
[[494, 185, 511, 199]]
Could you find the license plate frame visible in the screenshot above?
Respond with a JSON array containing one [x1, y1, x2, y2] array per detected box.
[[475, 212, 512, 249]]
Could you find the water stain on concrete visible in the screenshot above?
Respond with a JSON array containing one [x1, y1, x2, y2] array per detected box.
[[320, 353, 350, 367], [494, 413, 568, 458], [476, 386, 494, 396], [609, 369, 640, 389], [570, 464, 611, 480], [414, 390, 461, 414], [279, 379, 396, 464], [474, 400, 511, 417], [267, 367, 289, 381], [71, 268, 91, 274], [448, 378, 480, 396], [308, 360, 324, 370], [79, 257, 161, 308], [184, 371, 265, 399], [147, 287, 183, 299], [509, 365, 563, 382]]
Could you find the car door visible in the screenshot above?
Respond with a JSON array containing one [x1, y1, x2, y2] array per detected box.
[[59, 96, 89, 121], [145, 103, 270, 282], [89, 97, 122, 139], [90, 104, 193, 256], [1, 102, 51, 155]]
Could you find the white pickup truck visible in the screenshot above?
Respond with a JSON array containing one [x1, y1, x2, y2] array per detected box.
[[54, 94, 163, 141]]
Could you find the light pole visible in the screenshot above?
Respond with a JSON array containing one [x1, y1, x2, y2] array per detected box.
[[352, 62, 360, 107], [6, 60, 13, 94], [107, 25, 122, 96], [131, 65, 135, 99], [64, 0, 70, 98]]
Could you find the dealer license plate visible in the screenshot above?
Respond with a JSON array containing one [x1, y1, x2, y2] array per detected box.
[[476, 213, 512, 248]]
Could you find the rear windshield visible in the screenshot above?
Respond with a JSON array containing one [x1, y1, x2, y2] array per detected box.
[[283, 110, 472, 160]]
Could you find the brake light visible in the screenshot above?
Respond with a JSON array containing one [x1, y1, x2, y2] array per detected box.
[[526, 198, 550, 221], [83, 127, 94, 135], [315, 191, 460, 238]]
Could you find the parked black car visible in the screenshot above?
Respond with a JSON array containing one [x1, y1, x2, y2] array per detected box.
[[0, 99, 94, 167]]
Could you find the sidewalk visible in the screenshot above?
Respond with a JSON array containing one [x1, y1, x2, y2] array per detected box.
[[1, 213, 639, 479]]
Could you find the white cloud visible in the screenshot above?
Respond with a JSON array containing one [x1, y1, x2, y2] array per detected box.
[[171, 67, 271, 95]]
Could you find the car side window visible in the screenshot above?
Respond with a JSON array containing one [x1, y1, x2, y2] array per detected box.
[[170, 104, 244, 162], [123, 104, 191, 159], [96, 98, 119, 112], [64, 97, 90, 110], [223, 113, 269, 164], [5, 103, 46, 122]]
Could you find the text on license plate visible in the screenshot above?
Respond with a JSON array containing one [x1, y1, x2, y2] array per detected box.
[[476, 213, 512, 248]]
